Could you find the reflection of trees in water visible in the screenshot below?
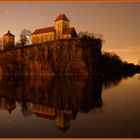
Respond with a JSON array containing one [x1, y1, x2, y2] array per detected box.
[[0, 98, 15, 114], [102, 72, 136, 89], [80, 76, 102, 113], [0, 73, 135, 132], [20, 101, 32, 117], [103, 75, 123, 89]]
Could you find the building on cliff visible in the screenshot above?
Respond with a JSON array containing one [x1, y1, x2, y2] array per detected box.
[[31, 14, 77, 44], [3, 30, 15, 49]]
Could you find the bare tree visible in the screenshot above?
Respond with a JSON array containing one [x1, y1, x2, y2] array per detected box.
[[15, 41, 22, 48], [20, 29, 32, 47], [78, 31, 103, 40], [0, 37, 3, 50]]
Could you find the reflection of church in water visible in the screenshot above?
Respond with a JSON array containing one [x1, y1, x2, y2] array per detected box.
[[0, 76, 102, 132], [0, 98, 77, 131], [32, 104, 77, 132]]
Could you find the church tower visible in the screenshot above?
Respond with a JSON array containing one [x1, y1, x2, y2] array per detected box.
[[54, 14, 70, 39], [3, 30, 15, 49]]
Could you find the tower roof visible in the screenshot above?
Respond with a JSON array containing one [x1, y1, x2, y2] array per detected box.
[[55, 14, 70, 22], [3, 30, 15, 37]]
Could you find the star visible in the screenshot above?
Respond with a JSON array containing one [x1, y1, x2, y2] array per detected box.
[[5, 11, 10, 16], [36, 13, 40, 17], [87, 17, 92, 21], [121, 30, 125, 33], [100, 13, 104, 17]]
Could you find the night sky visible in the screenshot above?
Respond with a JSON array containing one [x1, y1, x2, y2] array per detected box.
[[0, 2, 140, 64]]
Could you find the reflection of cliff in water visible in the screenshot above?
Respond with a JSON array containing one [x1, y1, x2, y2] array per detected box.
[[0, 73, 134, 132], [0, 76, 103, 132], [102, 72, 136, 89]]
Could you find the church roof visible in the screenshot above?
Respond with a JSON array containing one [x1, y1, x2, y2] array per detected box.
[[3, 30, 15, 37], [32, 27, 55, 35], [63, 27, 76, 35], [55, 14, 70, 22]]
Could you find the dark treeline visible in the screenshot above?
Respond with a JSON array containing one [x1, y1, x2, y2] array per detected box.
[[101, 52, 140, 76], [79, 32, 140, 77]]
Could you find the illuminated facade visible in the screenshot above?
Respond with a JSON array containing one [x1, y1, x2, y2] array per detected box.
[[3, 30, 15, 49], [31, 14, 77, 44]]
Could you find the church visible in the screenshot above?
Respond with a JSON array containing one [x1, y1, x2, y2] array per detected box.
[[31, 14, 77, 44]]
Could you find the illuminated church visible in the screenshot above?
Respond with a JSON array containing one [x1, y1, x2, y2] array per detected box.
[[31, 14, 77, 44]]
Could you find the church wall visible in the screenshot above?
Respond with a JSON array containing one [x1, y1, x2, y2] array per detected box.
[[3, 36, 14, 49], [32, 32, 55, 44], [63, 34, 71, 39], [55, 20, 70, 39]]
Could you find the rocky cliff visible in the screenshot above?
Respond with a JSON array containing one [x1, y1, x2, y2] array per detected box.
[[0, 37, 102, 76]]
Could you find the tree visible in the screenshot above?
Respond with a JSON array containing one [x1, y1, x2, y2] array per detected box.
[[101, 52, 123, 75], [20, 101, 32, 117], [78, 31, 104, 50], [0, 37, 3, 50], [78, 31, 103, 41], [15, 41, 22, 48], [20, 29, 32, 47]]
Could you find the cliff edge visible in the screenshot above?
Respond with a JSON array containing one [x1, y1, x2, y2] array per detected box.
[[0, 37, 102, 76]]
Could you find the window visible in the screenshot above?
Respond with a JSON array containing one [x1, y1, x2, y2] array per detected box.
[[39, 36, 43, 43], [58, 31, 60, 39], [41, 36, 43, 42], [43, 36, 46, 42], [36, 36, 39, 43], [50, 34, 52, 40]]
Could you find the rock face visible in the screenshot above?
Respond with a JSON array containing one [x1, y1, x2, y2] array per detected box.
[[0, 38, 102, 76]]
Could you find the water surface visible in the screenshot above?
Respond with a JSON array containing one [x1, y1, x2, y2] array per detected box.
[[0, 74, 139, 137]]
